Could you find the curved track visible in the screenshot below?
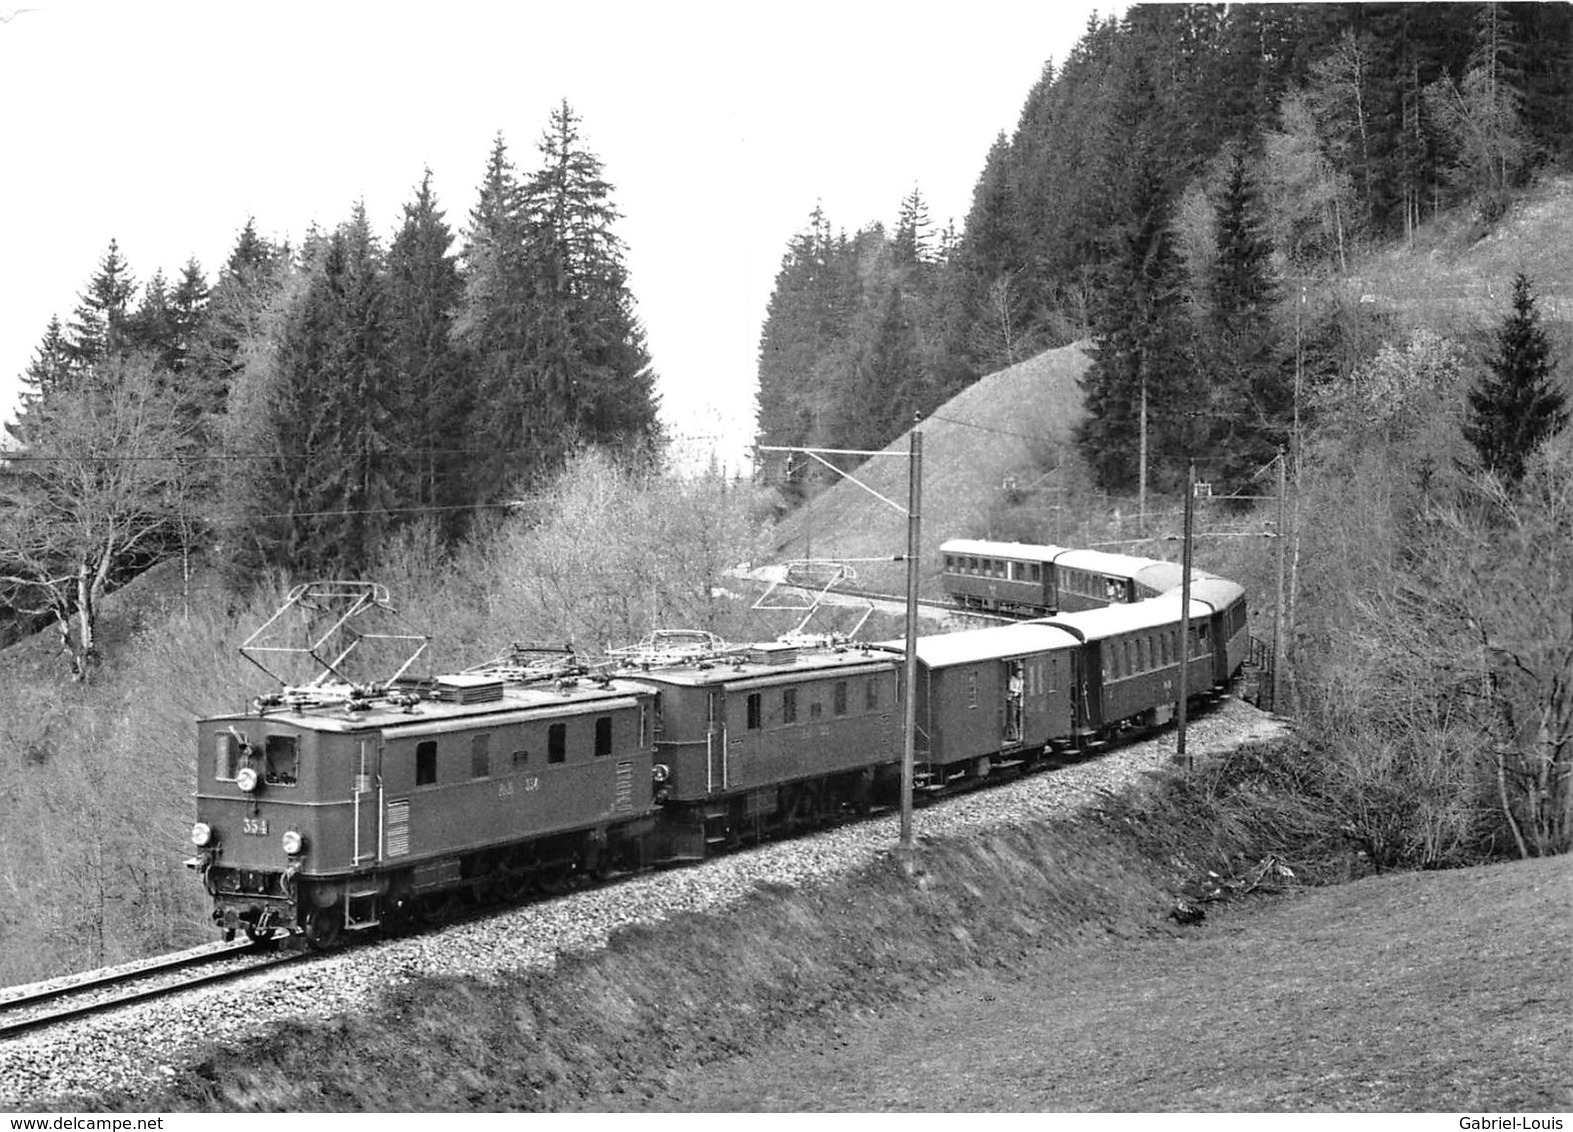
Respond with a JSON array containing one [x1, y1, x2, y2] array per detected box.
[[0, 942, 308, 1041]]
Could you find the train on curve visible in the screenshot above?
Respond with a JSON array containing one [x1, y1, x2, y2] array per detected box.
[[187, 549, 1249, 948]]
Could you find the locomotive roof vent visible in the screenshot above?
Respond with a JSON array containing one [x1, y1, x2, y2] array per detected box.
[[746, 642, 799, 666], [432, 674, 506, 704]]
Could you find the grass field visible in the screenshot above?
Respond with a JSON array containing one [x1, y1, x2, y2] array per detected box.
[[641, 856, 1572, 1112]]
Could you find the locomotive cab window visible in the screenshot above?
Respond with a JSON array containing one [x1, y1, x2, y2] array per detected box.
[[264, 735, 298, 786], [471, 733, 491, 778], [548, 723, 567, 764], [416, 740, 437, 786], [594, 716, 613, 756]]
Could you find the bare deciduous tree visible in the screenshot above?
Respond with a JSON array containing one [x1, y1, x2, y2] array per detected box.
[[0, 354, 199, 679]]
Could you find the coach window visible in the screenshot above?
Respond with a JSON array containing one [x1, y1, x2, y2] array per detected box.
[[783, 687, 798, 724], [548, 723, 567, 764], [595, 716, 613, 756], [1030, 563, 1041, 582], [746, 692, 762, 730], [471, 733, 491, 779], [416, 740, 437, 786], [834, 681, 848, 715], [969, 557, 978, 573], [264, 735, 299, 786]]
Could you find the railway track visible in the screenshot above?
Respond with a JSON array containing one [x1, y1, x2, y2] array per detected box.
[[0, 940, 309, 1041]]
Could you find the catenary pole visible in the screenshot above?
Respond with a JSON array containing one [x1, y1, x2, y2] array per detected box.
[[900, 430, 923, 854]]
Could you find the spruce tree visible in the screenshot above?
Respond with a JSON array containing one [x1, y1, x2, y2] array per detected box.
[[9, 317, 72, 444], [387, 170, 468, 538], [1076, 40, 1197, 495], [521, 100, 658, 454], [457, 133, 547, 498], [1204, 146, 1288, 488], [1463, 273, 1567, 485], [66, 240, 137, 374]]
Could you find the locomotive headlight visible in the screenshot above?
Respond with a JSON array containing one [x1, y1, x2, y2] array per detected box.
[[235, 766, 259, 793], [281, 830, 305, 856], [191, 822, 214, 848]]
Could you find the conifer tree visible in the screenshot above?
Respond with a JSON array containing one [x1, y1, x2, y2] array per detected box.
[[456, 133, 547, 497], [893, 186, 933, 268], [9, 317, 72, 445], [192, 220, 288, 420], [1203, 146, 1288, 487], [521, 100, 658, 453], [66, 240, 137, 374], [756, 205, 851, 494], [387, 170, 468, 537], [241, 211, 397, 576], [1463, 273, 1567, 486], [1076, 41, 1197, 496]]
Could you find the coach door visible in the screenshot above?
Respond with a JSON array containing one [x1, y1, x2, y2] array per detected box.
[[1003, 659, 1025, 747]]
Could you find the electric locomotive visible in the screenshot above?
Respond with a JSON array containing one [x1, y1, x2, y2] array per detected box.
[[189, 556, 1253, 948]]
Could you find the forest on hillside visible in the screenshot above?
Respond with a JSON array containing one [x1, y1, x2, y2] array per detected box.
[[755, 2, 1573, 497], [0, 3, 1571, 989], [0, 102, 660, 679]]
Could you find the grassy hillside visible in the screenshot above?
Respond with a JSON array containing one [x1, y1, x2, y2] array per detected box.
[[78, 739, 1572, 1113], [769, 344, 1091, 599]]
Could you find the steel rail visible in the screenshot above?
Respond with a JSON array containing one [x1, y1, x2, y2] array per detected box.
[[0, 947, 308, 1041]]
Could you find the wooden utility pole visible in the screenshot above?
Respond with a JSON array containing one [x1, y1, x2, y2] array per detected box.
[[1273, 446, 1287, 713], [1138, 376, 1148, 538]]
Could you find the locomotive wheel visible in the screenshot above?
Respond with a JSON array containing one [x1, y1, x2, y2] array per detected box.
[[303, 905, 343, 950]]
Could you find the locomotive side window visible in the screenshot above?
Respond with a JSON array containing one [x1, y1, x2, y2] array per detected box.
[[833, 681, 848, 715], [416, 740, 437, 786], [548, 723, 566, 764], [594, 716, 613, 756], [746, 693, 762, 730], [783, 687, 798, 724], [214, 733, 237, 781], [866, 678, 879, 710], [264, 735, 298, 786], [512, 748, 529, 768], [471, 733, 491, 778]]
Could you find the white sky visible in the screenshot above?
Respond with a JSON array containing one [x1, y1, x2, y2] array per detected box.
[[0, 0, 1118, 472]]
